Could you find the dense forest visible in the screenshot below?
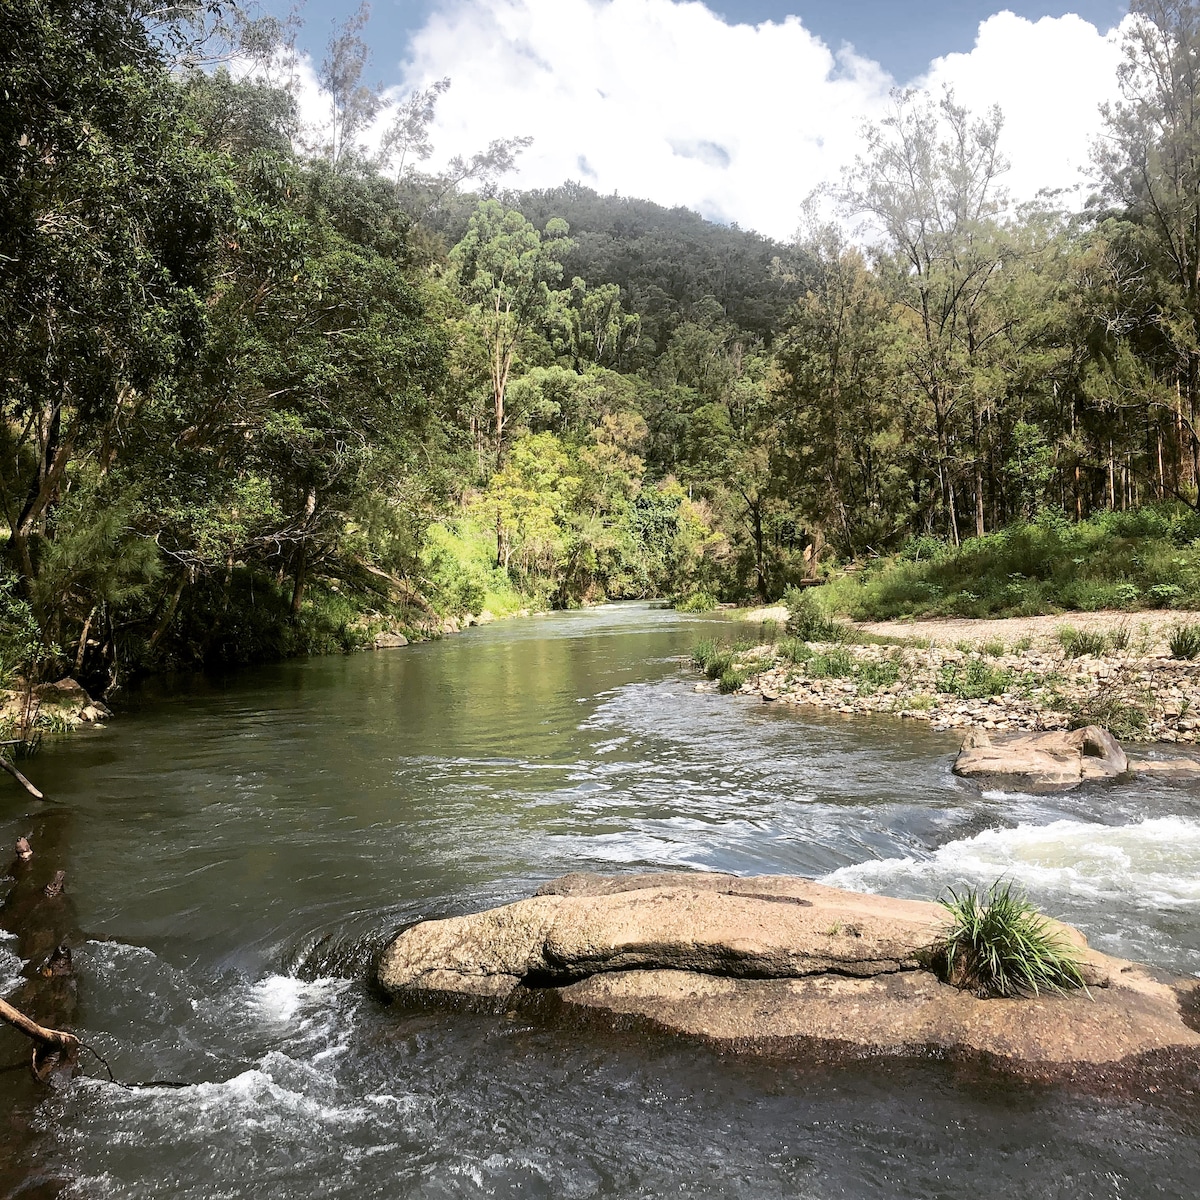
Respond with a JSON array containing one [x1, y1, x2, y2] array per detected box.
[[5, 0, 1200, 701]]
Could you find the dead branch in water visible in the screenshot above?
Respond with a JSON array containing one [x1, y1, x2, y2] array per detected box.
[[0, 996, 78, 1051], [0, 756, 45, 801]]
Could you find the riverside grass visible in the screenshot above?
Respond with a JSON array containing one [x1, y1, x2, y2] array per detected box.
[[816, 505, 1200, 622], [933, 881, 1088, 999]]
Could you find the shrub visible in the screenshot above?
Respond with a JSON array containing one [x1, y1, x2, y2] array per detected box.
[[1170, 623, 1200, 661], [936, 658, 1012, 699], [855, 656, 902, 693], [718, 666, 749, 694], [677, 591, 717, 613], [980, 640, 1006, 658], [1067, 693, 1150, 741], [784, 589, 846, 643], [704, 650, 734, 680], [931, 880, 1087, 998]]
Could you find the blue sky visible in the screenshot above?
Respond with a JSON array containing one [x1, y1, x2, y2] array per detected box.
[[284, 0, 1129, 86], [276, 1, 1131, 238]]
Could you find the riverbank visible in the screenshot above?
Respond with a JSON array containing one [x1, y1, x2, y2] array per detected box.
[[701, 610, 1200, 744]]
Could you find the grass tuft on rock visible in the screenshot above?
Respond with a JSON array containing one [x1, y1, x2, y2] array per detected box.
[[1057, 626, 1109, 658], [931, 880, 1088, 999]]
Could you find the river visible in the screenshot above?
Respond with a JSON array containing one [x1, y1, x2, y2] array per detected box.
[[2, 602, 1198, 1197]]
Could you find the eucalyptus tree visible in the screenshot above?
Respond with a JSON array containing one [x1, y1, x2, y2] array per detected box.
[[844, 88, 1013, 542], [1094, 0, 1200, 498], [449, 201, 574, 456]]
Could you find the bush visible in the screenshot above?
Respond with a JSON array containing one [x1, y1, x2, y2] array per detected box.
[[1067, 693, 1150, 741], [718, 666, 749, 694], [931, 880, 1087, 998], [855, 656, 902, 693], [677, 591, 717, 613], [690, 638, 718, 670], [936, 658, 1012, 699], [704, 650, 734, 680], [1170, 623, 1200, 661], [784, 588, 846, 642]]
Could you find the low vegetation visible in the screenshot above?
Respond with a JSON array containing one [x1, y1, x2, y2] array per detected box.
[[931, 881, 1088, 999], [817, 508, 1200, 622]]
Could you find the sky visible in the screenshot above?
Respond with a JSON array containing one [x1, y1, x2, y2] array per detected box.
[[271, 0, 1137, 239]]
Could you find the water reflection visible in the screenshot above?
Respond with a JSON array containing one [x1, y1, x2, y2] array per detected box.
[[0, 602, 1198, 1197]]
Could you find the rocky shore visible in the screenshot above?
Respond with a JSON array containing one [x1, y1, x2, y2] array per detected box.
[[377, 871, 1200, 1088], [712, 614, 1200, 744]]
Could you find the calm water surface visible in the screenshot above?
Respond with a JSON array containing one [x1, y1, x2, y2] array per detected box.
[[2, 603, 1199, 1197]]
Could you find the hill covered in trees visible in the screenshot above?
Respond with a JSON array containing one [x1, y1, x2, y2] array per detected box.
[[4, 0, 1200, 706]]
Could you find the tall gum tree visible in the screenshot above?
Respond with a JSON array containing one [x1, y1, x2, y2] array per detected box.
[[843, 89, 1012, 542], [1095, 0, 1200, 496], [449, 201, 574, 458]]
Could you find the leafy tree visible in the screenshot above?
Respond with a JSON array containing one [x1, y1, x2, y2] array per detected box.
[[449, 202, 574, 454]]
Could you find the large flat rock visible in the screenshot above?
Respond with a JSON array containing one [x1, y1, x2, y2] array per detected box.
[[953, 725, 1128, 790], [376, 872, 1200, 1086]]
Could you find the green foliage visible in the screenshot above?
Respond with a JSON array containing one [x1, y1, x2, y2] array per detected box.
[[932, 881, 1087, 999], [1169, 624, 1200, 661], [690, 638, 719, 670], [806, 648, 856, 679], [1057, 626, 1110, 658], [717, 666, 749, 694], [676, 591, 717, 613], [854, 656, 902, 694], [0, 567, 49, 686], [818, 507, 1200, 621], [784, 589, 846, 642], [776, 637, 813, 664], [1066, 693, 1150, 742], [936, 659, 1012, 699]]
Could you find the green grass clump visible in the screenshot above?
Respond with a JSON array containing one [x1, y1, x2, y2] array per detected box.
[[718, 667, 750, 694], [691, 638, 718, 670], [980, 640, 1006, 658], [807, 647, 856, 678], [936, 658, 1012, 699], [704, 650, 734, 680], [932, 880, 1087, 999], [1169, 623, 1200, 660], [855, 656, 902, 694], [777, 637, 813, 664], [1057, 626, 1109, 658]]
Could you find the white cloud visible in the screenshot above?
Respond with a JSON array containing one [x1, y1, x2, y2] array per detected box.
[[367, 1, 1131, 240]]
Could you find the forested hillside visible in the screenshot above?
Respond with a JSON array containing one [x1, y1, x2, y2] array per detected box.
[[4, 0, 1200, 703]]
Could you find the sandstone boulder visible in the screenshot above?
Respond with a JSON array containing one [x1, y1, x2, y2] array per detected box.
[[377, 871, 1200, 1086], [373, 631, 409, 649], [953, 725, 1128, 790]]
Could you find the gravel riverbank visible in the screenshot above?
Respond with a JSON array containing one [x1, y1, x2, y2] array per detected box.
[[709, 610, 1200, 744]]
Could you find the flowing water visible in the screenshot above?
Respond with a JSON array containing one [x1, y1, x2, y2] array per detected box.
[[1, 602, 1199, 1198]]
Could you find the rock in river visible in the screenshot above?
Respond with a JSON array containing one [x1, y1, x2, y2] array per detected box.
[[952, 725, 1128, 790], [377, 871, 1200, 1087]]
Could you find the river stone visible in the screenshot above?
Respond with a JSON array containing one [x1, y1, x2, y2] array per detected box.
[[953, 725, 1129, 790], [376, 871, 1200, 1085], [373, 631, 408, 649]]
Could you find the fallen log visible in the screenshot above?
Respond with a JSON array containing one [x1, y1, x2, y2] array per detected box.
[[0, 997, 78, 1054], [0, 756, 45, 801]]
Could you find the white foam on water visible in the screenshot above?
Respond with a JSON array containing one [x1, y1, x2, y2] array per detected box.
[[0, 939, 23, 995], [824, 815, 1200, 911]]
